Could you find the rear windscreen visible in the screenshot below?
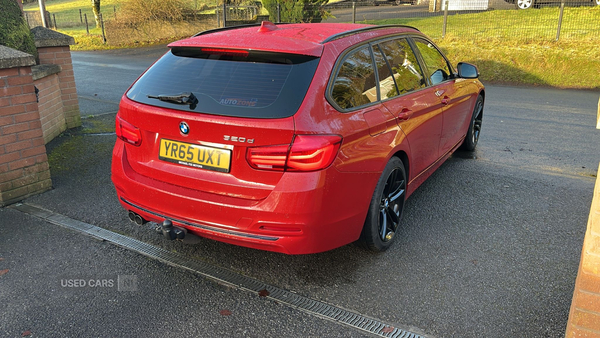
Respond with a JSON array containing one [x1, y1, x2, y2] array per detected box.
[[126, 48, 320, 118]]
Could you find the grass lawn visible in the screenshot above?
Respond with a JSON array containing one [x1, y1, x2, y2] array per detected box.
[[365, 7, 600, 89], [366, 6, 600, 41]]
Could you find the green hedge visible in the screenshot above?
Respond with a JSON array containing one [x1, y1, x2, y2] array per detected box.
[[0, 0, 37, 57]]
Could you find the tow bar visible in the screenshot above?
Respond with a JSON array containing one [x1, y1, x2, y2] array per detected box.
[[156, 220, 185, 240]]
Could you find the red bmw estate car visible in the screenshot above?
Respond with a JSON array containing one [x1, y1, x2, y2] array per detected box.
[[112, 22, 485, 254]]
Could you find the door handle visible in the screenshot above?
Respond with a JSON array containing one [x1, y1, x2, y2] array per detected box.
[[397, 108, 413, 121], [441, 95, 450, 105]]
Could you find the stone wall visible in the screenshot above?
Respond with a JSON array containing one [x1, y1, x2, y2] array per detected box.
[[33, 64, 65, 143], [32, 27, 80, 130], [0, 46, 52, 206], [1, 27, 81, 205]]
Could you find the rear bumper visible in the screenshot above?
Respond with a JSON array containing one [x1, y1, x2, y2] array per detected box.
[[111, 140, 379, 254]]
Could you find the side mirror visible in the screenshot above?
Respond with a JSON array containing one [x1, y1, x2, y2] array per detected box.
[[457, 62, 479, 79]]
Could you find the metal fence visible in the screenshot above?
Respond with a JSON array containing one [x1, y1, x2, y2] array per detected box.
[[24, 8, 112, 32], [23, 0, 599, 45], [323, 0, 600, 41], [24, 6, 220, 45]]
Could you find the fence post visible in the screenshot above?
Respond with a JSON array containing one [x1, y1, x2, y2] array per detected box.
[[79, 9, 82, 23], [84, 13, 89, 34], [352, 2, 356, 23], [556, 0, 565, 41], [113, 6, 117, 20], [100, 12, 107, 43], [38, 0, 48, 28], [216, 8, 221, 27], [277, 3, 281, 23], [442, 0, 449, 38], [223, 2, 227, 27], [53, 13, 57, 29]]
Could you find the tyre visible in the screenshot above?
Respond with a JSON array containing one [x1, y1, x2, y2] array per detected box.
[[516, 0, 534, 8], [460, 95, 484, 151], [360, 157, 406, 252]]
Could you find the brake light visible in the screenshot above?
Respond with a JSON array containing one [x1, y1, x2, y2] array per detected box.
[[115, 115, 142, 146], [201, 48, 249, 57], [246, 135, 342, 172]]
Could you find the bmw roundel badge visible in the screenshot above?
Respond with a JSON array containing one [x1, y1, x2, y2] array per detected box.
[[179, 122, 189, 135]]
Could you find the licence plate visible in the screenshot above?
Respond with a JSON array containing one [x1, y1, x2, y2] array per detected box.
[[159, 139, 231, 173]]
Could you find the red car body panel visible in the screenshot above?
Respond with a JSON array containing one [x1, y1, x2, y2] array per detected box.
[[169, 23, 375, 57], [111, 23, 484, 254]]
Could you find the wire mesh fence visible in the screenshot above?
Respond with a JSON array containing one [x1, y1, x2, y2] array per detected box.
[[322, 0, 600, 41], [24, 8, 109, 32], [23, 0, 599, 46], [23, 4, 221, 46]]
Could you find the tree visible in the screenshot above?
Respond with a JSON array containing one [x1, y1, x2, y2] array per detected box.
[[92, 0, 101, 28], [0, 0, 37, 57], [262, 0, 329, 23]]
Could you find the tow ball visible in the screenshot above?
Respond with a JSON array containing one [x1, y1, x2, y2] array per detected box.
[[155, 220, 185, 240]]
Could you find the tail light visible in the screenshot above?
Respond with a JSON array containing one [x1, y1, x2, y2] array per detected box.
[[247, 135, 342, 172], [115, 115, 142, 146]]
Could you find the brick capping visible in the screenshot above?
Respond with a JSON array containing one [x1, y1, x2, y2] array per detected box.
[[0, 45, 35, 70], [32, 64, 61, 81], [31, 26, 75, 48]]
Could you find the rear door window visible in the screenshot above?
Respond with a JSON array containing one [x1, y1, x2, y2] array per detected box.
[[376, 38, 426, 96], [126, 48, 320, 119], [330, 46, 378, 110], [372, 45, 398, 101], [413, 38, 453, 86]]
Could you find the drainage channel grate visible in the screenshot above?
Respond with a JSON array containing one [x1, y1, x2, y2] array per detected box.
[[12, 203, 431, 338]]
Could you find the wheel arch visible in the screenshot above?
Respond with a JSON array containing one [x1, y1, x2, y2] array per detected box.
[[391, 150, 410, 186], [478, 89, 486, 117]]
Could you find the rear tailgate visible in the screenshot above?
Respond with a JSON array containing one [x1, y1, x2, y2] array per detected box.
[[119, 47, 320, 201], [119, 98, 294, 201]]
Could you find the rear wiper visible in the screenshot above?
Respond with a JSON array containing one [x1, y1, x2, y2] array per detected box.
[[147, 92, 198, 110]]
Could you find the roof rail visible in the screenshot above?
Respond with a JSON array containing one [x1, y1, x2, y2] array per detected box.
[[193, 22, 291, 37], [320, 25, 420, 44]]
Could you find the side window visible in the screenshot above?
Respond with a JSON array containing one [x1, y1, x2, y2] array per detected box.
[[413, 38, 452, 86], [372, 45, 398, 100], [331, 46, 377, 110], [377, 38, 426, 96]]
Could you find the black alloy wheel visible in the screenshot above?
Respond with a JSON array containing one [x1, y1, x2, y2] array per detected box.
[[360, 157, 406, 252]]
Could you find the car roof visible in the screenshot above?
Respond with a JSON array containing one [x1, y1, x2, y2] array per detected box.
[[168, 22, 419, 57]]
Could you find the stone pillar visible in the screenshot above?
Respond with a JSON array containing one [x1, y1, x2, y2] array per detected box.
[[0, 46, 52, 206], [31, 27, 81, 129]]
